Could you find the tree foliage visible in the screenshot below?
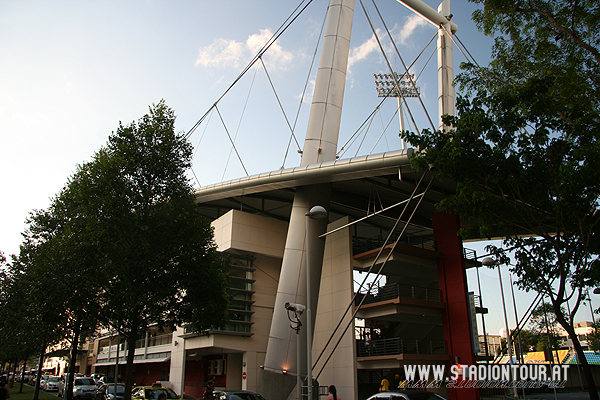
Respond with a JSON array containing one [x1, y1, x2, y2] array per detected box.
[[528, 302, 564, 350], [1, 101, 230, 400], [586, 321, 600, 353], [401, 0, 600, 398], [60, 100, 230, 399]]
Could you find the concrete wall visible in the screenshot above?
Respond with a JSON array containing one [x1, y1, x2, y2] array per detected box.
[[171, 210, 286, 395], [313, 216, 358, 400]]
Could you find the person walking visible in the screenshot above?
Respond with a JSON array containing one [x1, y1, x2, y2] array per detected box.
[[326, 385, 340, 400], [380, 377, 390, 392], [0, 381, 9, 400]]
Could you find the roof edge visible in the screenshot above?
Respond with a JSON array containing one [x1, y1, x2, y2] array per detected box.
[[194, 148, 414, 203]]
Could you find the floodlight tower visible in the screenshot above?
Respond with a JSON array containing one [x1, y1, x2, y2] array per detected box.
[[373, 72, 420, 148], [395, 0, 456, 130]]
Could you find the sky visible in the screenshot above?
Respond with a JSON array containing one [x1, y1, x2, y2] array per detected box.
[[1, 0, 596, 338]]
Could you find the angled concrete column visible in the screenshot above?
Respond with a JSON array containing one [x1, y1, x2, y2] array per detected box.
[[261, 1, 354, 399], [437, 0, 454, 130]]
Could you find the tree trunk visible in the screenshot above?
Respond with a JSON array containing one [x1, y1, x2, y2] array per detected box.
[[66, 324, 81, 400], [556, 309, 599, 400], [19, 357, 27, 393], [33, 343, 46, 400], [123, 319, 140, 400], [9, 359, 17, 387]]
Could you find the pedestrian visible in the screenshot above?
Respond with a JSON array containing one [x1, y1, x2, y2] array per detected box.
[[203, 377, 215, 400], [0, 381, 8, 400], [326, 385, 339, 400], [380, 377, 389, 392]]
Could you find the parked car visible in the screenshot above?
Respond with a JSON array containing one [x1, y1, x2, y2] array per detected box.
[[59, 376, 97, 399], [213, 390, 267, 400], [97, 376, 115, 385], [365, 391, 448, 400], [39, 375, 50, 389], [96, 383, 125, 400], [16, 371, 31, 383], [44, 376, 59, 391], [131, 384, 179, 399]]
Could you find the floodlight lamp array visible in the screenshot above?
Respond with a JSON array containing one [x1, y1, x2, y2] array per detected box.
[[373, 72, 419, 98]]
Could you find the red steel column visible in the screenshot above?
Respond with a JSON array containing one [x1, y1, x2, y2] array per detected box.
[[433, 211, 479, 400]]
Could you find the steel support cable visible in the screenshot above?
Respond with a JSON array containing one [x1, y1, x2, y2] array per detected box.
[[336, 28, 434, 158], [337, 96, 389, 158], [369, 106, 399, 154], [282, 4, 329, 168], [443, 27, 482, 69], [314, 175, 436, 380], [359, 0, 422, 135], [415, 46, 437, 84], [222, 63, 260, 182], [505, 293, 544, 363], [215, 105, 249, 176], [370, 0, 436, 133], [322, 192, 426, 239], [361, 0, 422, 133], [311, 170, 432, 377], [312, 175, 428, 376], [353, 109, 380, 157], [185, 0, 315, 141], [191, 110, 215, 187], [259, 57, 300, 150], [489, 292, 543, 364]]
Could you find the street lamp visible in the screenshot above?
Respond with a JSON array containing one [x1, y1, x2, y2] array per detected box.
[[305, 205, 327, 400], [481, 257, 518, 398], [285, 302, 305, 400]]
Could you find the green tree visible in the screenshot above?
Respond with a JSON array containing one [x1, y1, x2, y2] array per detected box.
[[63, 101, 230, 399], [21, 204, 101, 400], [401, 1, 600, 397], [586, 322, 600, 353], [0, 249, 67, 398], [528, 303, 564, 351], [515, 328, 542, 354]]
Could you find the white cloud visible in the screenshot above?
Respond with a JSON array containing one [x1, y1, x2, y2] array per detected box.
[[195, 38, 246, 68], [394, 14, 429, 45], [347, 15, 430, 71], [348, 30, 382, 70], [196, 28, 294, 71]]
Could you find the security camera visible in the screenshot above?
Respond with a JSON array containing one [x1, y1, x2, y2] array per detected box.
[[285, 302, 305, 315]]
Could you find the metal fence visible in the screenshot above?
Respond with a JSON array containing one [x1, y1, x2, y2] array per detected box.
[[134, 333, 173, 349], [356, 283, 441, 305], [353, 232, 436, 255], [356, 337, 446, 357]]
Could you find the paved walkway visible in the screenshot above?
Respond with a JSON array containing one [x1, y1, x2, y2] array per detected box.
[[483, 390, 600, 400]]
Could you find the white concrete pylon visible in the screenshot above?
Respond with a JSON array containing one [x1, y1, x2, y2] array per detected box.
[[263, 0, 355, 383], [437, 0, 454, 130]]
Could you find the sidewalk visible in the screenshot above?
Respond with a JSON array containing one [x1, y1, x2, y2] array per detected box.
[[482, 390, 600, 400]]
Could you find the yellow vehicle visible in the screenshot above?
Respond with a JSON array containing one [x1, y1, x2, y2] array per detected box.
[[131, 383, 179, 400]]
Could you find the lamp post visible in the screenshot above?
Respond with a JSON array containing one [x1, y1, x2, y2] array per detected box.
[[475, 264, 490, 361], [285, 302, 305, 400], [481, 257, 518, 398], [305, 205, 327, 400]]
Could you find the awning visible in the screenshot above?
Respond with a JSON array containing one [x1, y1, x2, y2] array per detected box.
[[523, 350, 569, 364], [45, 349, 87, 358], [92, 357, 170, 367]]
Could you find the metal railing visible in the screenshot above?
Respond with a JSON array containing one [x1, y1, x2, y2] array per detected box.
[[356, 337, 446, 357], [353, 232, 436, 255], [473, 294, 483, 308], [134, 333, 173, 349], [463, 247, 477, 261], [355, 283, 441, 306]]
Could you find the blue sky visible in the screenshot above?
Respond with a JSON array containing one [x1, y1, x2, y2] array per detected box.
[[1, 0, 595, 336]]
